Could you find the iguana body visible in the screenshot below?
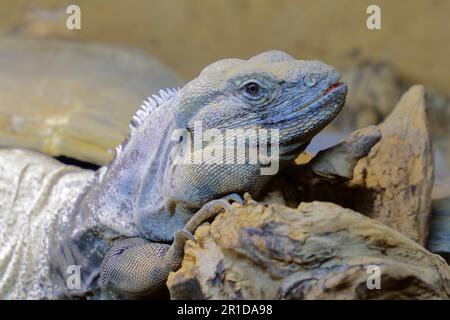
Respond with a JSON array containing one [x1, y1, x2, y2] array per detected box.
[[0, 51, 347, 299]]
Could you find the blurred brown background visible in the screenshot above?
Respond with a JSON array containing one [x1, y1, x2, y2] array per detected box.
[[0, 0, 449, 94], [0, 0, 449, 175]]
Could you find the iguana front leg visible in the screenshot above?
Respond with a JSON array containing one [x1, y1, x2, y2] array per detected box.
[[98, 198, 237, 297]]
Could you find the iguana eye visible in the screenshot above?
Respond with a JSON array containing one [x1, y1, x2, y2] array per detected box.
[[239, 79, 266, 101], [237, 78, 276, 105], [244, 82, 261, 96]]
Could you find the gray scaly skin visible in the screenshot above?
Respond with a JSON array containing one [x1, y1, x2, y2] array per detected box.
[[1, 50, 347, 299], [98, 199, 236, 296]]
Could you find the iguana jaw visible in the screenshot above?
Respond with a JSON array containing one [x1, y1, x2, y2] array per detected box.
[[277, 81, 347, 123], [273, 80, 347, 153], [301, 81, 347, 118]]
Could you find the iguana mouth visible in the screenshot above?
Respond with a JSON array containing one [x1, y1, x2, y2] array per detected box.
[[324, 81, 346, 96], [304, 81, 347, 110], [284, 81, 347, 120], [273, 81, 347, 152]]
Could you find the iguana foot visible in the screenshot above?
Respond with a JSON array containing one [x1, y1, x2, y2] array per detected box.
[[99, 237, 172, 297], [179, 195, 240, 245], [99, 197, 235, 298]]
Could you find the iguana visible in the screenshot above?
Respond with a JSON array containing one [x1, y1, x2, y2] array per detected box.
[[0, 50, 347, 299]]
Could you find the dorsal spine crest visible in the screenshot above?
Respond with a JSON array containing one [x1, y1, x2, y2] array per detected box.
[[115, 87, 180, 157]]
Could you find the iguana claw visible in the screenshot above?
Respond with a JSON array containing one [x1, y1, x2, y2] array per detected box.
[[178, 229, 197, 244], [184, 198, 235, 233], [220, 193, 244, 206]]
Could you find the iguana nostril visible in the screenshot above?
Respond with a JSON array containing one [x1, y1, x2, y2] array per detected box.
[[304, 74, 319, 87]]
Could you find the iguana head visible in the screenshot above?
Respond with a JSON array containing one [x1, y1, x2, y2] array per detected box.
[[175, 50, 347, 155]]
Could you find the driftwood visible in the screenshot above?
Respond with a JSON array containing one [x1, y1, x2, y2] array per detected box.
[[167, 201, 450, 299], [349, 85, 434, 245], [289, 125, 381, 185]]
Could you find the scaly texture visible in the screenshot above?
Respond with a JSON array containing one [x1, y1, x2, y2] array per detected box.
[[0, 51, 347, 298], [99, 238, 171, 296], [0, 148, 93, 299]]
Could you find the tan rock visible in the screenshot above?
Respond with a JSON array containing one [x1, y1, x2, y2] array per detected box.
[[167, 201, 450, 300], [0, 37, 183, 165]]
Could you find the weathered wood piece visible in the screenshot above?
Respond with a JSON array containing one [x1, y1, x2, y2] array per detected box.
[[292, 126, 381, 185], [167, 201, 450, 299], [349, 85, 434, 245]]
